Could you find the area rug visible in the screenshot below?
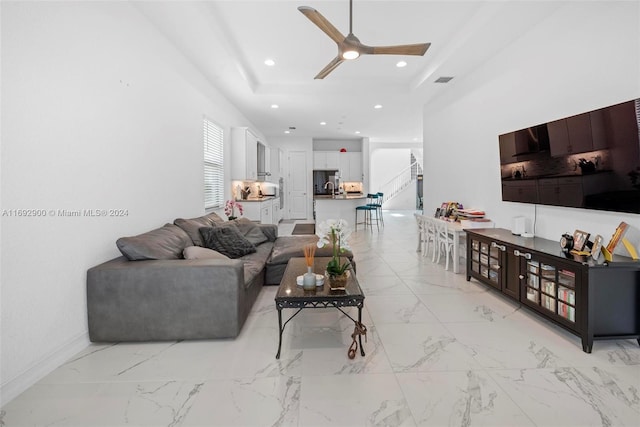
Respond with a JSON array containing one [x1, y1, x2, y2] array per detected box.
[[291, 223, 316, 235]]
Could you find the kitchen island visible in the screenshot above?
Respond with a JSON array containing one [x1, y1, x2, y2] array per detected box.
[[314, 194, 366, 227]]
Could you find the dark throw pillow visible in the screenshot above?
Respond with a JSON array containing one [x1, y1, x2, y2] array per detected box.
[[199, 225, 256, 259]]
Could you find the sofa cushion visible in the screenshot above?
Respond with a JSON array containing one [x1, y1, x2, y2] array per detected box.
[[257, 224, 278, 242], [174, 217, 213, 247], [116, 223, 192, 261], [183, 246, 230, 260], [233, 218, 269, 246], [240, 241, 273, 288], [204, 212, 225, 224], [200, 225, 256, 259], [268, 235, 345, 265]]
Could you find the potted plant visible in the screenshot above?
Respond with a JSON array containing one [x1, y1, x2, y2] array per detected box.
[[316, 219, 352, 289], [224, 200, 243, 221]]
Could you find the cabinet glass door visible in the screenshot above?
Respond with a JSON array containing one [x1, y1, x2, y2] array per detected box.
[[525, 260, 540, 304], [471, 239, 481, 274], [469, 237, 503, 291], [488, 243, 501, 284], [480, 242, 489, 279], [557, 269, 576, 323], [525, 260, 557, 313], [540, 263, 557, 313]]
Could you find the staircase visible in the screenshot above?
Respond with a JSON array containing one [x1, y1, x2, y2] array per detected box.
[[380, 153, 423, 204]]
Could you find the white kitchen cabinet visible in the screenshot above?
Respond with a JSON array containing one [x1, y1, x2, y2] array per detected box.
[[272, 198, 281, 223], [339, 152, 363, 181], [241, 202, 261, 222], [231, 127, 258, 180], [260, 200, 273, 224], [313, 151, 340, 170], [240, 199, 276, 224], [257, 142, 272, 182]]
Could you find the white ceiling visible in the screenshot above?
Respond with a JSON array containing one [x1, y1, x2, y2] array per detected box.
[[134, 1, 563, 143]]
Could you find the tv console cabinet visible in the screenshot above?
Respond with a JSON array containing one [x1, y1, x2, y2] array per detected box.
[[466, 228, 640, 353]]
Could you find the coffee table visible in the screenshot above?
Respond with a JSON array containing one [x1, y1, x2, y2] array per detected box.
[[275, 257, 366, 359]]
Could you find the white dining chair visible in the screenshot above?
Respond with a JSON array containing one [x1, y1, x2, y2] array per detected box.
[[435, 220, 455, 270], [414, 213, 427, 253], [422, 215, 438, 261]]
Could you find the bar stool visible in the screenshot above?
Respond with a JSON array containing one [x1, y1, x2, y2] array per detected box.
[[367, 192, 384, 227], [355, 194, 380, 231]]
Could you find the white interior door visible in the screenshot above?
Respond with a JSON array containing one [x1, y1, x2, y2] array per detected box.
[[288, 151, 308, 219]]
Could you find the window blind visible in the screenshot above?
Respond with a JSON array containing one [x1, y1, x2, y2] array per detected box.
[[203, 117, 224, 209]]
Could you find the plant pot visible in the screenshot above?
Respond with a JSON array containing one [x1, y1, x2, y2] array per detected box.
[[327, 271, 349, 290]]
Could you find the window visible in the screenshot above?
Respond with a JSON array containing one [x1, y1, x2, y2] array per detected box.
[[203, 117, 224, 209]]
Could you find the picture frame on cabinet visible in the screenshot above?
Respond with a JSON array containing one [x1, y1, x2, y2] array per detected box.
[[591, 235, 603, 260], [573, 229, 590, 251]]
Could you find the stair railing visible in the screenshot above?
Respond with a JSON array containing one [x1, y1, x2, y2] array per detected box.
[[379, 161, 422, 203]]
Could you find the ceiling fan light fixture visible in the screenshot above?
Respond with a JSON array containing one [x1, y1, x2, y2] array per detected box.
[[299, 1, 430, 78], [342, 50, 360, 60]]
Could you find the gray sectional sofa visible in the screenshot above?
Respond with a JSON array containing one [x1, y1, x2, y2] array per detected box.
[[87, 212, 353, 342]]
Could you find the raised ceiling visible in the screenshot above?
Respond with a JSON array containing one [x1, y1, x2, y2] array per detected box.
[[135, 1, 563, 143]]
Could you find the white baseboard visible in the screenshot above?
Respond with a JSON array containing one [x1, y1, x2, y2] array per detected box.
[[1, 331, 90, 407]]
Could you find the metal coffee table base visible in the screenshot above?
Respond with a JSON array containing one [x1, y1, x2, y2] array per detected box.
[[275, 299, 365, 359]]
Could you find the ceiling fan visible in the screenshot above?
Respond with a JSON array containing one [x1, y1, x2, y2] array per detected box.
[[298, 0, 431, 79]]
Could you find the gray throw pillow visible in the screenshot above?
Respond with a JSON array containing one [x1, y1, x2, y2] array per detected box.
[[183, 246, 230, 260], [233, 218, 269, 246], [116, 223, 192, 260], [174, 216, 212, 246], [199, 225, 256, 259], [204, 212, 225, 224]]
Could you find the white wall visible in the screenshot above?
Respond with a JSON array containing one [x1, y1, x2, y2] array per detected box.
[[370, 143, 423, 209], [371, 148, 411, 191], [422, 1, 640, 241], [1, 2, 259, 405]]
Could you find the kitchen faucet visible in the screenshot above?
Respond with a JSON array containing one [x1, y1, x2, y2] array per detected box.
[[324, 181, 335, 198]]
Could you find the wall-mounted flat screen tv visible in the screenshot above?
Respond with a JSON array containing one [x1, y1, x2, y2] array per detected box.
[[499, 99, 640, 214]]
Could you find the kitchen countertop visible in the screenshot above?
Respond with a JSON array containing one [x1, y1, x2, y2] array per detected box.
[[314, 194, 366, 200], [239, 196, 276, 202]]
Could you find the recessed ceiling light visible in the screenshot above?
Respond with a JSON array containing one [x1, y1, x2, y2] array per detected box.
[[264, 59, 275, 66], [355, 131, 361, 134], [374, 104, 383, 109], [271, 104, 279, 109], [284, 130, 290, 134], [396, 61, 407, 68], [320, 122, 326, 125]]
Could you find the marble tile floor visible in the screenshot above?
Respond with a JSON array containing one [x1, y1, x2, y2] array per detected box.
[[2, 211, 639, 426]]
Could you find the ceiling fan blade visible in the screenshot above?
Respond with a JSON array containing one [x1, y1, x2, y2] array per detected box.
[[314, 56, 344, 79], [370, 43, 431, 56], [298, 6, 345, 44]]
